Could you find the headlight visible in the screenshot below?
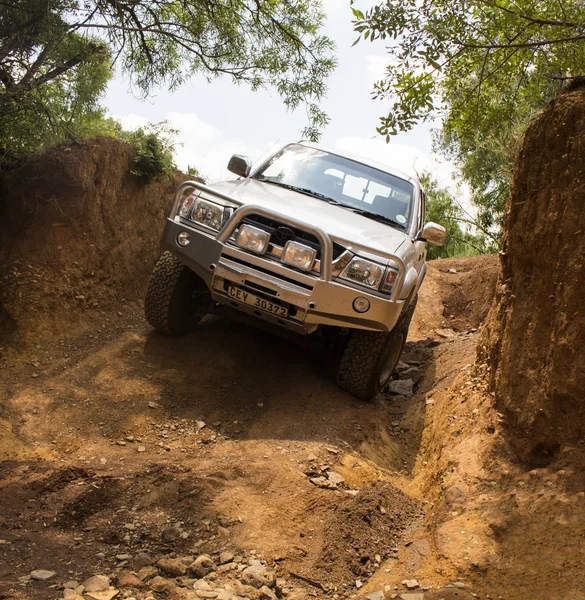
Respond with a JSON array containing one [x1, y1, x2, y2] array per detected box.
[[236, 224, 270, 254], [339, 256, 385, 289], [380, 266, 399, 293], [281, 241, 317, 272], [191, 198, 224, 231], [178, 194, 196, 218]]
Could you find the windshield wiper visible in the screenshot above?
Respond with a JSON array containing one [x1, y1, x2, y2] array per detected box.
[[255, 178, 404, 227], [349, 208, 405, 229], [254, 177, 340, 204]]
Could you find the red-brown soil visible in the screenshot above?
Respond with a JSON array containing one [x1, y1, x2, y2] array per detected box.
[[0, 250, 501, 600], [2, 134, 585, 600], [480, 82, 585, 464], [0, 137, 182, 345]]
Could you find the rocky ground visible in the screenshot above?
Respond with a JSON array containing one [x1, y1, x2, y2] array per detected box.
[[0, 257, 499, 600], [10, 253, 584, 600]]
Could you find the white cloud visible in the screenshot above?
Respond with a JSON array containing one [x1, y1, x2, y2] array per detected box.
[[115, 113, 148, 131], [113, 110, 252, 183], [336, 136, 450, 180], [366, 55, 388, 87]]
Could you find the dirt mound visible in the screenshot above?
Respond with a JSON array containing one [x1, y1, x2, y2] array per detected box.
[[0, 137, 183, 344], [314, 483, 423, 586], [480, 83, 585, 463]]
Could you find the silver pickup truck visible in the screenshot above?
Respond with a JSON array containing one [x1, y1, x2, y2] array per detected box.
[[145, 141, 445, 399]]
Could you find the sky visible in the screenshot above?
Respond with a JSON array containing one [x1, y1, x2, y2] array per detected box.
[[103, 0, 458, 189]]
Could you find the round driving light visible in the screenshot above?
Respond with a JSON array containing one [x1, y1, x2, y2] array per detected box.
[[353, 296, 370, 313], [177, 231, 190, 247]]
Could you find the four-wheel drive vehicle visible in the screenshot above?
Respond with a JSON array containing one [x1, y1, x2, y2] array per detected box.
[[145, 141, 446, 399]]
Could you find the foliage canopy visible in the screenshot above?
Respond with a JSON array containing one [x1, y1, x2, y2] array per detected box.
[[421, 172, 495, 260], [0, 0, 335, 155], [353, 0, 585, 239]]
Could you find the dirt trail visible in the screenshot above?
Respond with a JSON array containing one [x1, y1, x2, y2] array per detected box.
[[0, 256, 497, 600], [5, 249, 585, 600]]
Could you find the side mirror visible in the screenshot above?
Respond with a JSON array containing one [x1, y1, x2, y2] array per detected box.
[[420, 222, 447, 246], [227, 154, 252, 178]]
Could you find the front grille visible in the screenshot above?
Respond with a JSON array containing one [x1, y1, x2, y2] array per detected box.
[[224, 255, 314, 291], [241, 214, 346, 260]]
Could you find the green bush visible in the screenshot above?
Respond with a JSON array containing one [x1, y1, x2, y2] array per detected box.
[[122, 122, 176, 183]]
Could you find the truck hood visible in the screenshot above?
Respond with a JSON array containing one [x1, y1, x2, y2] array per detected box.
[[209, 178, 409, 256]]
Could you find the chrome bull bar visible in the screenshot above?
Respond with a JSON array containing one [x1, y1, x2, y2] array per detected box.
[[170, 180, 407, 302]]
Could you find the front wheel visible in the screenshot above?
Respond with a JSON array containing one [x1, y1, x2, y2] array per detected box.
[[336, 297, 417, 400], [145, 252, 211, 335]]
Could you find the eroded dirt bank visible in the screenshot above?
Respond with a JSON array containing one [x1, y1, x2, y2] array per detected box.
[[0, 137, 183, 345], [480, 82, 585, 464]]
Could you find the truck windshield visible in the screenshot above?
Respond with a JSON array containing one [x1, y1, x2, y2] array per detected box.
[[252, 143, 414, 229]]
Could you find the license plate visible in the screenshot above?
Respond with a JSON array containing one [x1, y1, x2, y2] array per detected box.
[[227, 286, 288, 318]]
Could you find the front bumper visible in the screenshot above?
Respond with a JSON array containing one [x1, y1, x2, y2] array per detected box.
[[162, 217, 405, 336]]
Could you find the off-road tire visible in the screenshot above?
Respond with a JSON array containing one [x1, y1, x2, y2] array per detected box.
[[336, 296, 417, 400], [145, 251, 209, 336]]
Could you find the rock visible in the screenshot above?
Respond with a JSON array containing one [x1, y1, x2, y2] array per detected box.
[[63, 580, 79, 589], [189, 555, 216, 578], [286, 590, 309, 600], [436, 328, 456, 338], [327, 471, 345, 485], [85, 591, 120, 600], [387, 379, 414, 397], [83, 575, 111, 593], [117, 571, 144, 588], [219, 552, 234, 565], [137, 445, 146, 452], [149, 576, 176, 594], [365, 592, 385, 600], [260, 585, 278, 600], [176, 592, 201, 600], [356, 580, 363, 588], [400, 367, 420, 377], [116, 554, 132, 561], [217, 526, 230, 538], [453, 582, 466, 588], [395, 361, 410, 372], [195, 592, 218, 599], [399, 595, 424, 600], [30, 569, 57, 581], [148, 401, 159, 409], [63, 591, 84, 600], [137, 566, 158, 581], [132, 554, 155, 570], [401, 580, 419, 590], [157, 557, 188, 577], [195, 421, 206, 430], [233, 581, 256, 597], [310, 476, 337, 489], [193, 580, 213, 591], [242, 565, 275, 589], [161, 526, 180, 543]]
